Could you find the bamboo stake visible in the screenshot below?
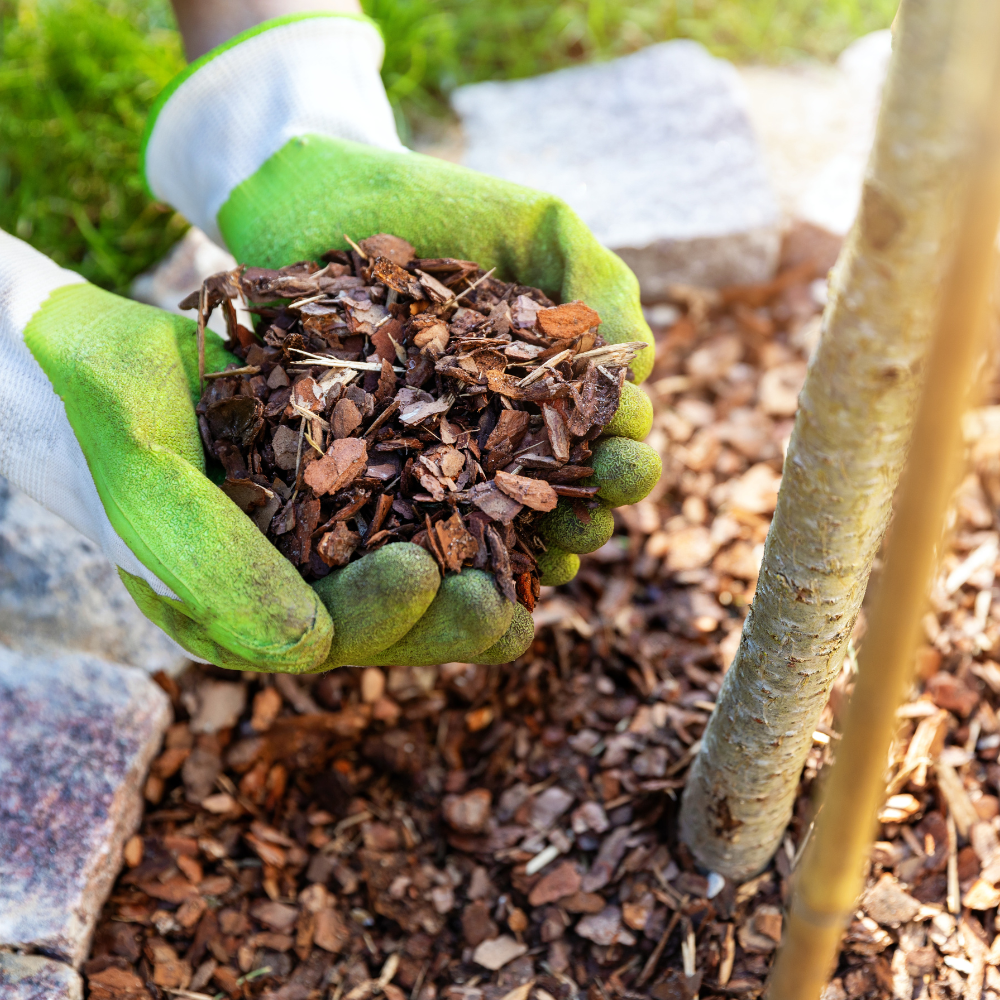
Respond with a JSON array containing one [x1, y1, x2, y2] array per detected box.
[[767, 7, 1000, 996]]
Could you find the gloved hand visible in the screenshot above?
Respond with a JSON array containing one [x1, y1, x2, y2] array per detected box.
[[143, 13, 661, 667], [0, 230, 335, 671]]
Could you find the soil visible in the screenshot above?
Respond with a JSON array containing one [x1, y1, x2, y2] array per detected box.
[[85, 223, 1000, 1000]]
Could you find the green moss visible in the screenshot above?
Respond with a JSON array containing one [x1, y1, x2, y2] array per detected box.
[[0, 0, 187, 293]]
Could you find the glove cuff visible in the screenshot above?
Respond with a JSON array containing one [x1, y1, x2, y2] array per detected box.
[[0, 231, 177, 597], [143, 13, 404, 246]]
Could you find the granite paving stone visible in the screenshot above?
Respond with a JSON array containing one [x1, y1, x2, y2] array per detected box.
[[0, 953, 83, 1000], [0, 478, 189, 675], [0, 649, 171, 966], [452, 40, 780, 294]]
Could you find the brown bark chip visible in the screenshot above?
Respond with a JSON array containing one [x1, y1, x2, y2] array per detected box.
[[102, 249, 1000, 1000], [494, 470, 559, 512], [316, 522, 361, 567], [528, 861, 582, 906], [536, 301, 601, 339], [361, 234, 416, 266], [462, 901, 499, 947], [313, 908, 350, 954], [191, 235, 642, 604], [442, 788, 492, 833], [304, 439, 368, 496], [331, 397, 362, 439]]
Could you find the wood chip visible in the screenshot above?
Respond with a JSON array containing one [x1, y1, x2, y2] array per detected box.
[[494, 470, 559, 512]]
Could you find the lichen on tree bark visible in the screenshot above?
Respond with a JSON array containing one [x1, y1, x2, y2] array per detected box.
[[679, 0, 983, 880]]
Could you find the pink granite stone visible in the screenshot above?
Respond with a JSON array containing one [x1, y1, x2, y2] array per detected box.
[[0, 953, 83, 999], [0, 648, 170, 966]]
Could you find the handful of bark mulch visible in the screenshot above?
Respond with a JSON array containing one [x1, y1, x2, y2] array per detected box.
[[185, 233, 646, 610]]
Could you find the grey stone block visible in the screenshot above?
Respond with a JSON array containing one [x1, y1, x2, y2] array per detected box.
[[0, 649, 171, 966], [451, 40, 780, 293], [0, 954, 82, 1000], [0, 478, 189, 675]]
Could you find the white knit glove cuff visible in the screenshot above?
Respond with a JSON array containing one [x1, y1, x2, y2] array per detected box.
[[0, 230, 176, 596], [144, 14, 405, 246]]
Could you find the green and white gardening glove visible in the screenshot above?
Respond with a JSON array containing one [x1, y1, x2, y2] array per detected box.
[[0, 230, 345, 671], [142, 13, 660, 667]]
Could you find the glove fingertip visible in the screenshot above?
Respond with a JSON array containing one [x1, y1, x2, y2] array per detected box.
[[537, 545, 580, 587], [629, 329, 656, 384], [475, 603, 535, 664], [539, 499, 615, 554], [118, 569, 306, 671], [606, 380, 654, 441], [587, 437, 662, 508], [314, 542, 440, 668], [368, 569, 514, 666]]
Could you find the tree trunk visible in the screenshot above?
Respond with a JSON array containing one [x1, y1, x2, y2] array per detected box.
[[679, 0, 990, 880], [768, 4, 1000, 992]]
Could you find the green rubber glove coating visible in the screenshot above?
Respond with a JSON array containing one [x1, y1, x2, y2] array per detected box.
[[475, 603, 536, 664], [536, 546, 581, 587], [605, 381, 654, 441], [540, 500, 615, 554], [586, 437, 662, 508], [119, 570, 305, 671], [312, 543, 440, 667], [26, 283, 333, 671], [205, 133, 659, 664], [356, 570, 514, 666], [218, 136, 655, 383]]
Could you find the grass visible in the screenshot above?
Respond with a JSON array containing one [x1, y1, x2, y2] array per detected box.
[[0, 0, 896, 291], [0, 0, 186, 293]]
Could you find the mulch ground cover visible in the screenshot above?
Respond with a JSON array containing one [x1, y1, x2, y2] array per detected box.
[[190, 233, 644, 602], [85, 222, 1000, 1000]]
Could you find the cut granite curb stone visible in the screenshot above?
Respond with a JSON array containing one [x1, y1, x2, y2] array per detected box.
[[0, 648, 171, 967], [452, 40, 781, 295], [0, 953, 83, 1000], [0, 477, 189, 675]]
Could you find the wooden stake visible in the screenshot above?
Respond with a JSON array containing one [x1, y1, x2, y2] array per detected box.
[[767, 2, 1000, 995]]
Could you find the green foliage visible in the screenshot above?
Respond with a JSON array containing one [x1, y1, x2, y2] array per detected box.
[[365, 0, 899, 117], [1, 0, 896, 289], [0, 0, 186, 292]]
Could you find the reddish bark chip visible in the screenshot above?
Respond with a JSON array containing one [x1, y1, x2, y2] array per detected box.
[[926, 672, 979, 716], [304, 439, 368, 496], [313, 908, 350, 953], [316, 523, 361, 567], [528, 861, 582, 906], [442, 788, 492, 833], [360, 234, 416, 265], [331, 398, 362, 439], [494, 470, 559, 512], [536, 301, 601, 339], [371, 320, 403, 364]]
